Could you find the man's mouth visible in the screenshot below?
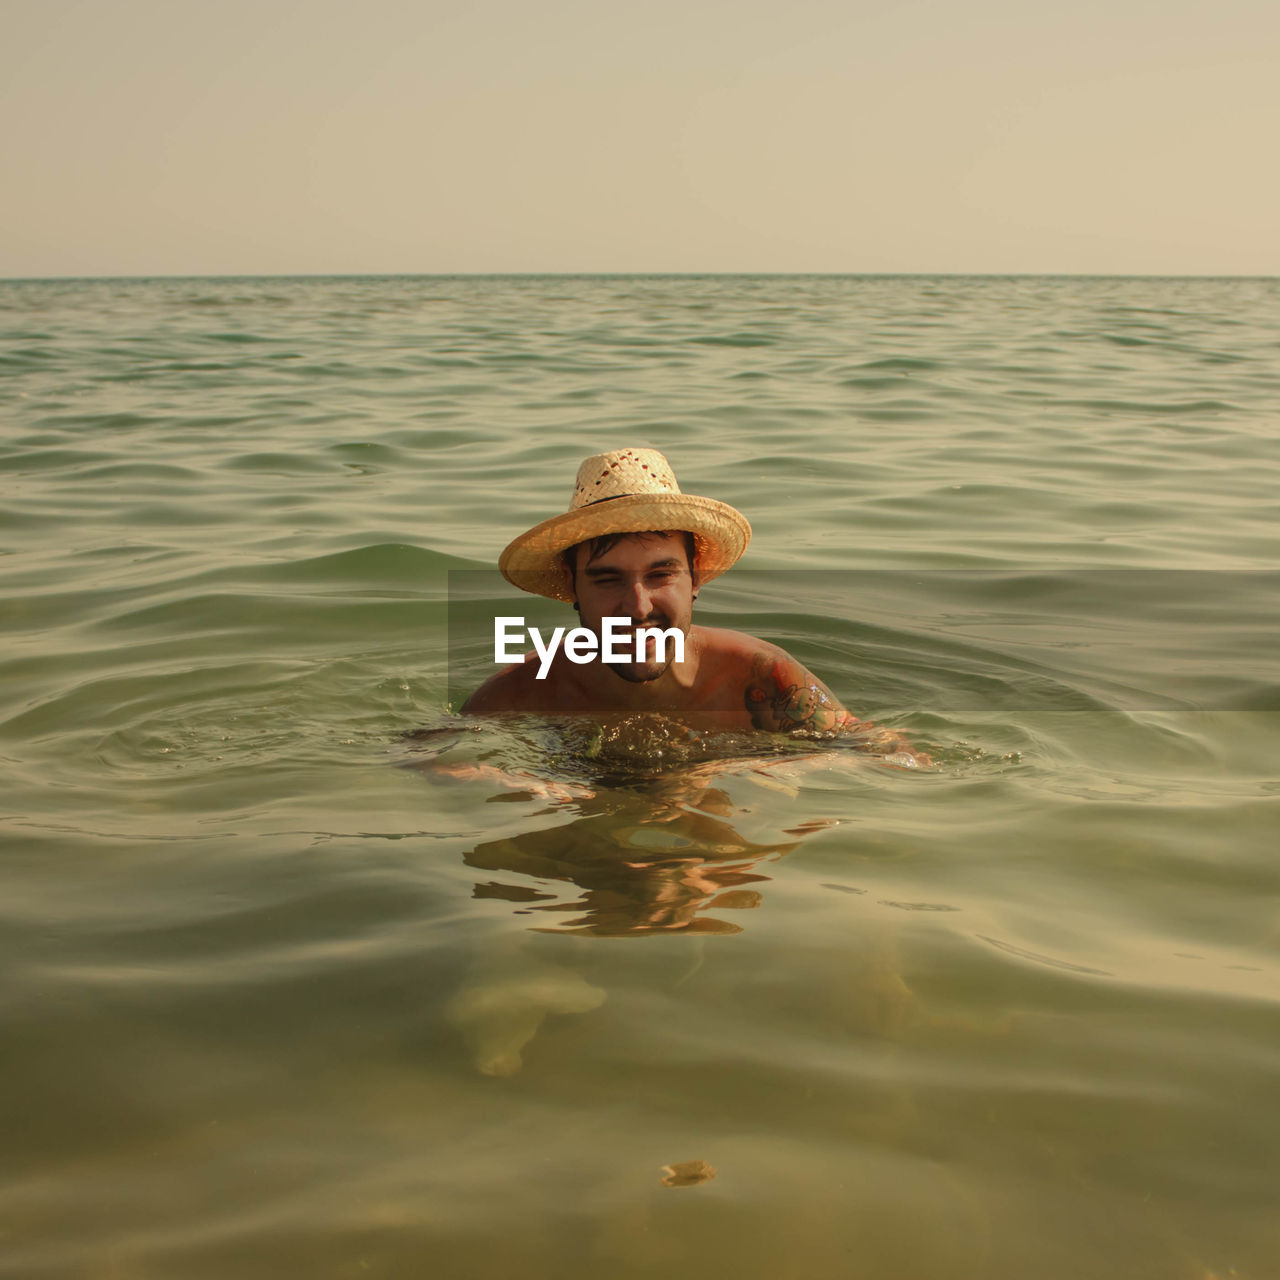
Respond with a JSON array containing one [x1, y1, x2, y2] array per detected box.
[[610, 617, 670, 646], [601, 615, 679, 681]]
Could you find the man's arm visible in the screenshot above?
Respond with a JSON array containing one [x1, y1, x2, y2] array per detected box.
[[743, 649, 856, 733], [741, 647, 931, 763]]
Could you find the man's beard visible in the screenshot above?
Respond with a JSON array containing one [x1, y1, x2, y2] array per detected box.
[[608, 658, 670, 684], [601, 615, 678, 684]]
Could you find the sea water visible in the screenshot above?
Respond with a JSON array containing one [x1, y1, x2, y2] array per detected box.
[[1, 274, 1277, 1278]]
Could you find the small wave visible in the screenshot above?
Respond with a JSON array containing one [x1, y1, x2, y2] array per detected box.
[[241, 543, 466, 588], [878, 900, 960, 912], [978, 935, 1112, 977], [220, 452, 335, 475], [1056, 397, 1238, 415], [79, 462, 200, 483], [0, 448, 116, 473], [839, 375, 927, 391], [854, 357, 942, 372], [199, 331, 273, 344], [689, 333, 777, 347]]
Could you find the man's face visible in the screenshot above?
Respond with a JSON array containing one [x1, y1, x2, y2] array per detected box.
[[572, 532, 696, 683]]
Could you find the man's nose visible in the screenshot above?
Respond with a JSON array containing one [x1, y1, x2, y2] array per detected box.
[[621, 578, 653, 618]]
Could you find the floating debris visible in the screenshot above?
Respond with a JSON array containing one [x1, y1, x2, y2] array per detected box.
[[659, 1159, 717, 1188]]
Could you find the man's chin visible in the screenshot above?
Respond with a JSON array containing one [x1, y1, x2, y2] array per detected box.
[[605, 660, 671, 685]]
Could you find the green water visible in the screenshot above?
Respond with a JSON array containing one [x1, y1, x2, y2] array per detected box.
[[2, 275, 1277, 1278]]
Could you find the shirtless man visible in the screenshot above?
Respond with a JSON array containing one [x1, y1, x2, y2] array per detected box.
[[464, 447, 918, 754], [465, 527, 855, 731]]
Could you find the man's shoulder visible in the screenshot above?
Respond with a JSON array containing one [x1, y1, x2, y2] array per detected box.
[[692, 626, 799, 676], [693, 627, 854, 732], [691, 625, 783, 661]]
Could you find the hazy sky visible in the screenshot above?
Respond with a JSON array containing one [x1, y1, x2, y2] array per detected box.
[[3, 0, 1277, 276]]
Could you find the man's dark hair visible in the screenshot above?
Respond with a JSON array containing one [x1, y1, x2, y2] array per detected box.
[[561, 530, 697, 585]]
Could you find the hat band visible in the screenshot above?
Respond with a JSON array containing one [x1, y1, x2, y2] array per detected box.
[[582, 492, 642, 508]]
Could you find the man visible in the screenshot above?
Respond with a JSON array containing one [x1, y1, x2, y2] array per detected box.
[[464, 448, 918, 753]]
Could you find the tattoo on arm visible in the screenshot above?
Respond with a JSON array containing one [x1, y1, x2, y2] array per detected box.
[[744, 654, 853, 733]]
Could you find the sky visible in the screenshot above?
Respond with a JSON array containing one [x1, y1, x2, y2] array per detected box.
[[2, 0, 1277, 277]]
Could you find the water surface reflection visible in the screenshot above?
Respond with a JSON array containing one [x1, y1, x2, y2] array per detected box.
[[406, 713, 864, 937]]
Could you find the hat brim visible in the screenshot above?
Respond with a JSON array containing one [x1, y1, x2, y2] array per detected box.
[[499, 493, 751, 601]]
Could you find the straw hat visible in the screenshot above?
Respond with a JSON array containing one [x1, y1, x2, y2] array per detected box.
[[499, 448, 752, 601]]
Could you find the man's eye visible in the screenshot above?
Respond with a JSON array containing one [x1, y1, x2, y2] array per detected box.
[[647, 571, 676, 585]]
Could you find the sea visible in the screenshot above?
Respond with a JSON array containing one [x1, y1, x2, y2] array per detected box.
[[2, 274, 1277, 1279]]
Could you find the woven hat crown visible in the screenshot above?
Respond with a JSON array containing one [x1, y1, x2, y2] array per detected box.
[[570, 448, 681, 508], [498, 447, 751, 601]]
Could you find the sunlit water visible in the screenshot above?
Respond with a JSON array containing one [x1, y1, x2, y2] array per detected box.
[[2, 275, 1277, 1279]]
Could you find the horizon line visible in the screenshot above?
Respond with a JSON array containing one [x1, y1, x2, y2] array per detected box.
[[3, 270, 1278, 284]]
